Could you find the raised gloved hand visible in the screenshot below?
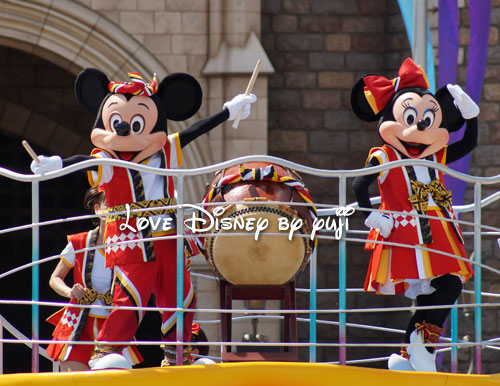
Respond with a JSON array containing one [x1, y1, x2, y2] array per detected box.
[[30, 155, 63, 174], [447, 84, 479, 119], [223, 93, 257, 121], [365, 211, 394, 239]]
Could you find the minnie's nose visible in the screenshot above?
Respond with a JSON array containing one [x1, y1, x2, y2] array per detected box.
[[416, 120, 428, 131]]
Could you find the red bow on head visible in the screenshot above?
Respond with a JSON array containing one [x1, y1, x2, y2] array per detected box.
[[363, 58, 430, 115], [108, 72, 158, 96]]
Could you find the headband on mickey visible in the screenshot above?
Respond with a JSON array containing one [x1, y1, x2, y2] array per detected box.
[[363, 58, 430, 115], [108, 72, 158, 96]]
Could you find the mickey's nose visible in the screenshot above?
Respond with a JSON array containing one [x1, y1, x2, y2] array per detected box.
[[416, 120, 428, 131], [114, 121, 130, 136]]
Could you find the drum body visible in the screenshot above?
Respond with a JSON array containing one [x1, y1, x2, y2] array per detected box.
[[200, 162, 315, 285]]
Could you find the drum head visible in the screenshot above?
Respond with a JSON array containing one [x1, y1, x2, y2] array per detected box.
[[206, 205, 309, 285]]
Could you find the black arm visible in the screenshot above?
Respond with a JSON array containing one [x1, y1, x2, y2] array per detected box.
[[62, 155, 97, 171], [352, 157, 380, 219], [445, 118, 478, 164], [179, 109, 229, 148]]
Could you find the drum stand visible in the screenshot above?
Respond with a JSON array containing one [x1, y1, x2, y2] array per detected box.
[[219, 280, 298, 362]]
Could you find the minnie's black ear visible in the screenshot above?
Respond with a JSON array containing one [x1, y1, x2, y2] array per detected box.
[[75, 68, 110, 116], [157, 73, 202, 121], [435, 86, 465, 132], [350, 78, 380, 122]]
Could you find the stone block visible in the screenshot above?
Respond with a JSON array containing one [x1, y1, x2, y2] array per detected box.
[[277, 110, 324, 130], [276, 33, 324, 51], [473, 145, 500, 166], [302, 90, 342, 110], [261, 0, 281, 14], [50, 125, 81, 157], [309, 130, 349, 153], [23, 112, 57, 148], [298, 16, 340, 33], [325, 34, 351, 52], [478, 102, 500, 122], [283, 0, 309, 14], [359, 0, 386, 16], [154, 12, 182, 34], [269, 129, 308, 152], [341, 17, 384, 33], [166, 0, 207, 11], [310, 0, 359, 15], [352, 34, 385, 53], [172, 34, 207, 55], [272, 52, 309, 71], [309, 52, 345, 71], [324, 110, 357, 130], [182, 12, 207, 34], [90, 0, 137, 10], [143, 34, 172, 54], [0, 102, 31, 137], [157, 54, 187, 72], [284, 71, 316, 88], [269, 89, 301, 110], [346, 53, 384, 71], [490, 26, 500, 46], [120, 11, 155, 34], [272, 14, 298, 33], [138, 0, 164, 11], [318, 71, 354, 89], [387, 14, 405, 33]]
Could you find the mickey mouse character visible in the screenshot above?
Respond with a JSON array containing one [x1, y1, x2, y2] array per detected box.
[[351, 58, 478, 372], [31, 69, 256, 367]]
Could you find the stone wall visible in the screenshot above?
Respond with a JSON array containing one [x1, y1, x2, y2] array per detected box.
[[262, 0, 500, 373]]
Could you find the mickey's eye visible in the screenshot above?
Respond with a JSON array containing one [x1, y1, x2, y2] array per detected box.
[[130, 115, 145, 134], [109, 113, 122, 132], [403, 107, 417, 126], [423, 109, 435, 128]]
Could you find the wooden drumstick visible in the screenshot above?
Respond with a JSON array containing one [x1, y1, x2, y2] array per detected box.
[[22, 140, 40, 164], [232, 59, 262, 129]]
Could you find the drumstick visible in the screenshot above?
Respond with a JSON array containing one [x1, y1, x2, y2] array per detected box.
[[22, 140, 40, 164], [232, 59, 262, 129]]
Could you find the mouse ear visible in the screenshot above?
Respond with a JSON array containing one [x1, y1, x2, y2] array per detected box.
[[350, 77, 380, 122], [157, 73, 202, 121], [435, 86, 465, 132], [75, 68, 110, 116]]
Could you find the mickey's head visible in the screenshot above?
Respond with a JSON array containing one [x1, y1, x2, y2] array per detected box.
[[350, 58, 464, 159], [75, 68, 202, 163]]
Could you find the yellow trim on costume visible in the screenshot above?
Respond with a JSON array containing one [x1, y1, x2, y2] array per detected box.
[[364, 89, 380, 115], [87, 154, 103, 187], [420, 245, 434, 278], [367, 154, 384, 177], [60, 256, 73, 268], [152, 229, 176, 237], [419, 65, 431, 89], [173, 132, 182, 167], [375, 248, 390, 286], [441, 145, 448, 165], [115, 268, 142, 317], [435, 210, 473, 280]]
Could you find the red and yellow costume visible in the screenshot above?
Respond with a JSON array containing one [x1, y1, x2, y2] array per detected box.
[[364, 145, 473, 298], [46, 229, 142, 365], [88, 133, 196, 347]]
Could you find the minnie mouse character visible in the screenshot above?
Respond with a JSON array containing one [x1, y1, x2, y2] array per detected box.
[[351, 58, 478, 372], [31, 69, 256, 367]]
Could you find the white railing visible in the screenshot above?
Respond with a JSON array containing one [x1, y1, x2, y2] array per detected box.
[[0, 155, 498, 374]]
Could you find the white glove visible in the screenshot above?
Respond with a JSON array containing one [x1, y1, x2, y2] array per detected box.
[[30, 155, 63, 174], [447, 84, 479, 119], [223, 93, 257, 121], [365, 212, 394, 239]]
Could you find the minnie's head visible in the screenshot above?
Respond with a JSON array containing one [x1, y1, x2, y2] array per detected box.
[[350, 58, 464, 159]]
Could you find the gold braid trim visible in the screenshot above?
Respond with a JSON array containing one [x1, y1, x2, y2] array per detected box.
[[106, 198, 177, 223], [415, 321, 445, 349], [78, 288, 114, 306], [408, 179, 452, 214]]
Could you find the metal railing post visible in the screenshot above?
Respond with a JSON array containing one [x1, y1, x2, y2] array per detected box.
[[31, 180, 39, 373], [309, 248, 317, 362], [176, 175, 185, 365], [338, 177, 347, 365], [473, 182, 482, 373], [451, 302, 458, 373]]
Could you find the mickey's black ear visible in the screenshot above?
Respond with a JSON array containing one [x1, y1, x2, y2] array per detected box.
[[350, 78, 380, 122], [435, 86, 465, 132], [157, 73, 202, 121], [75, 68, 110, 116]]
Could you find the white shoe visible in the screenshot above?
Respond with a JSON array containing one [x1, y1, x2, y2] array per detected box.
[[407, 330, 437, 372], [90, 353, 132, 370], [388, 353, 414, 371]]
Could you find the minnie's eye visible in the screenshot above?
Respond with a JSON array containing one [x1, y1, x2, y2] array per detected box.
[[130, 115, 145, 134], [423, 109, 435, 128], [403, 108, 417, 126], [109, 113, 122, 131]]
